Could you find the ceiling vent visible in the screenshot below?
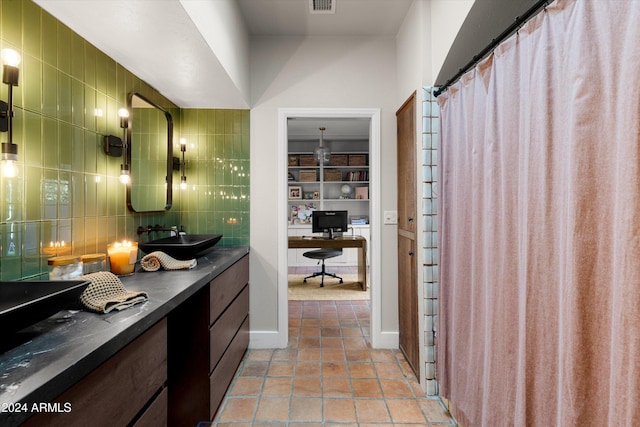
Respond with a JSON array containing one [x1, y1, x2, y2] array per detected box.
[[309, 0, 336, 14]]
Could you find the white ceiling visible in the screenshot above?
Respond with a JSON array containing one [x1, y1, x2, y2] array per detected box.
[[34, 0, 413, 110], [238, 0, 413, 37]]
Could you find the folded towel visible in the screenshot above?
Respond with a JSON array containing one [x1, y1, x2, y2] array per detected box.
[[140, 251, 197, 272], [79, 271, 148, 313]]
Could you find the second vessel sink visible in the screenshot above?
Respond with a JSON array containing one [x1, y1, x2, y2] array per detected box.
[[139, 234, 223, 260], [0, 280, 90, 336]]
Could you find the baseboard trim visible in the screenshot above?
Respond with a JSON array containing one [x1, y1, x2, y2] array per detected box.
[[250, 330, 287, 349]]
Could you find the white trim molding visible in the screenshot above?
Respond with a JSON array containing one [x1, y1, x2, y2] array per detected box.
[[277, 107, 383, 348]]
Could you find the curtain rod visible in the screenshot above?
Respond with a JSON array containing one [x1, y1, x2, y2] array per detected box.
[[434, 0, 551, 98]]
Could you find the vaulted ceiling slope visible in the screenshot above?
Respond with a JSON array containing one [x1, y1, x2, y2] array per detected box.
[[34, 0, 413, 109]]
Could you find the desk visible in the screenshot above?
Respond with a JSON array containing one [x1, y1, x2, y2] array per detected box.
[[288, 236, 367, 291]]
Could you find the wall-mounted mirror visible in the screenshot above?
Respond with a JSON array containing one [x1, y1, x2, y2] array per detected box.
[[126, 92, 173, 212]]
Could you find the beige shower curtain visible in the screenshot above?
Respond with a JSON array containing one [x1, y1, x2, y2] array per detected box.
[[437, 0, 640, 425]]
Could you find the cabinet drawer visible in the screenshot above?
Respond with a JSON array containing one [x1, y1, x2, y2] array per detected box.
[[210, 255, 249, 324], [133, 387, 168, 427], [209, 317, 250, 420], [210, 285, 249, 372], [25, 319, 167, 427]]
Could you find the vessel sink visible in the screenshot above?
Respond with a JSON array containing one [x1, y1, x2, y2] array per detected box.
[[139, 234, 223, 260], [0, 280, 90, 336]]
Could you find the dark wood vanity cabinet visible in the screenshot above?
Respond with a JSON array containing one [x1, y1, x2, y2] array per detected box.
[[168, 254, 250, 426], [24, 319, 168, 427]]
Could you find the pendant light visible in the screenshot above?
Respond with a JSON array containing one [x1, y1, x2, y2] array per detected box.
[[313, 127, 331, 165]]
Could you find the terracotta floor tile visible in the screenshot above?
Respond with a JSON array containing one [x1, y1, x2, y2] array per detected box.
[[323, 377, 352, 397], [323, 398, 357, 423], [341, 327, 363, 336], [297, 348, 322, 361], [246, 349, 273, 361], [215, 301, 457, 425], [240, 360, 269, 377], [349, 362, 376, 378], [322, 361, 348, 377], [355, 399, 391, 423], [293, 377, 322, 397], [380, 379, 415, 398], [230, 377, 264, 396], [262, 377, 293, 396], [370, 349, 396, 363], [254, 397, 290, 421], [290, 397, 322, 421], [352, 379, 383, 398], [321, 336, 344, 348], [322, 348, 346, 362], [343, 336, 368, 349], [419, 398, 455, 423], [345, 349, 371, 362], [218, 397, 257, 422], [386, 399, 428, 424], [301, 326, 320, 337], [321, 327, 341, 337], [375, 362, 405, 379], [267, 360, 295, 376], [296, 361, 322, 376]]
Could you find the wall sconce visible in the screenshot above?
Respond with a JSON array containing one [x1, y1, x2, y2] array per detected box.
[[179, 138, 187, 190], [118, 108, 130, 184], [0, 48, 21, 178]]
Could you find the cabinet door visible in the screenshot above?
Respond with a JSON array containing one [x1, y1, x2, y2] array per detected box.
[[25, 320, 167, 427]]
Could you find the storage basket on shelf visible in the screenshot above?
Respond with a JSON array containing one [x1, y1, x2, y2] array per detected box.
[[299, 154, 316, 166], [348, 154, 367, 166], [329, 154, 348, 166], [299, 169, 317, 182], [324, 169, 343, 181]]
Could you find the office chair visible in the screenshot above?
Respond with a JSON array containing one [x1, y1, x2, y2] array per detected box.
[[302, 249, 344, 287]]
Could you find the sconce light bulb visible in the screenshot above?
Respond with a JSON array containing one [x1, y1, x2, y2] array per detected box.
[[119, 164, 130, 184], [119, 172, 130, 184], [1, 49, 21, 67], [1, 159, 18, 177], [180, 175, 187, 190], [180, 138, 187, 152], [118, 108, 129, 119]]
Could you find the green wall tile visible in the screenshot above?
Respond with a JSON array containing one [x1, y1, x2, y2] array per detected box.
[[57, 22, 71, 74], [2, 0, 22, 48], [23, 54, 42, 112], [22, 0, 41, 58], [42, 116, 58, 168], [0, 1, 247, 280], [41, 10, 57, 67]]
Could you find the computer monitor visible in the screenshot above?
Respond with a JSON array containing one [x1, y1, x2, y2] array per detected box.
[[312, 210, 348, 239]]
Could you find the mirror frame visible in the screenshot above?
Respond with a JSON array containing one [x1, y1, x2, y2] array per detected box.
[[125, 92, 174, 212]]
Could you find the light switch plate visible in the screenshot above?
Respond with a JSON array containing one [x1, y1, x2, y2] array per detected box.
[[383, 210, 398, 225]]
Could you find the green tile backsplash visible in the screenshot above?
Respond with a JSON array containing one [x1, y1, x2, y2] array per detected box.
[[0, 0, 249, 280]]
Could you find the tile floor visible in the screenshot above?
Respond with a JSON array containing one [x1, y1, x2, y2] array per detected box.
[[210, 300, 457, 426]]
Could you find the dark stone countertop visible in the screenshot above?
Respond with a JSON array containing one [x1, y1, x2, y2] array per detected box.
[[0, 245, 249, 426]]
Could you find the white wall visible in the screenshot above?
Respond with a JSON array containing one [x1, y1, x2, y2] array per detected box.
[[249, 36, 399, 346], [430, 0, 475, 84], [180, 0, 251, 106]]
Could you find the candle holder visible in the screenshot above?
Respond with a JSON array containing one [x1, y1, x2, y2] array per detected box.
[[107, 241, 138, 275]]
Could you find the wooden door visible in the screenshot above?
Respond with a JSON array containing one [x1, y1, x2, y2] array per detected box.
[[396, 92, 419, 378]]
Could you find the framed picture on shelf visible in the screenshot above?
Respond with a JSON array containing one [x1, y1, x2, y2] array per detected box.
[[355, 186, 369, 200], [312, 191, 320, 199], [304, 192, 314, 200], [288, 186, 302, 199]]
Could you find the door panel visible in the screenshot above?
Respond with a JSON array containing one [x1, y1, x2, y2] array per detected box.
[[396, 92, 419, 378]]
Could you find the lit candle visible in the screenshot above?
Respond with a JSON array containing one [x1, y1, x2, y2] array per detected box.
[[107, 240, 138, 275]]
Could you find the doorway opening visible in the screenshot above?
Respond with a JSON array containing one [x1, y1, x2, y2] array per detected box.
[[277, 108, 382, 348]]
